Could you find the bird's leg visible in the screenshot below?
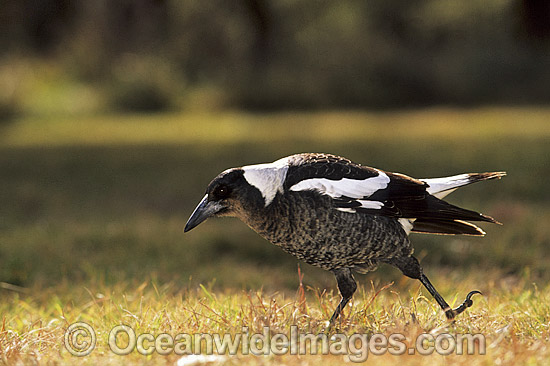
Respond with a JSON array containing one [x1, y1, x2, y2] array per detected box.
[[418, 273, 481, 320], [390, 256, 481, 320], [329, 268, 357, 326]]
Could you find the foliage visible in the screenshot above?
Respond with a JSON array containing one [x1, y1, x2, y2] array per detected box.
[[1, 1, 550, 114]]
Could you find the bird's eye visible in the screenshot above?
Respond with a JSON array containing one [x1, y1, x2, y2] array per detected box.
[[213, 184, 230, 199]]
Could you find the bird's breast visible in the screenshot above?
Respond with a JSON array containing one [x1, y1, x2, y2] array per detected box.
[[241, 191, 413, 271]]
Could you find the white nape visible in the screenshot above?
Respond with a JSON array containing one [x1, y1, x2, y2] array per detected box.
[[242, 157, 290, 206]]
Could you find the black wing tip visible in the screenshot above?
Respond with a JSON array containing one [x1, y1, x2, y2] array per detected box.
[[455, 220, 487, 236], [412, 219, 487, 236]]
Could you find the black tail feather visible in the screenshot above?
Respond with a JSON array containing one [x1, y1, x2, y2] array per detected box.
[[412, 219, 486, 236], [397, 195, 500, 225]]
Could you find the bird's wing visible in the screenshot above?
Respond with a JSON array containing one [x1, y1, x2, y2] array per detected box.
[[285, 154, 424, 216], [286, 154, 498, 235], [285, 153, 388, 209]]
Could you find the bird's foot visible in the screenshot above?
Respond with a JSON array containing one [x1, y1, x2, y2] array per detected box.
[[325, 314, 341, 333], [444, 290, 482, 320]]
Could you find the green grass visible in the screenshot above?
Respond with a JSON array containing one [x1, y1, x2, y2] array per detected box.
[[1, 107, 549, 365]]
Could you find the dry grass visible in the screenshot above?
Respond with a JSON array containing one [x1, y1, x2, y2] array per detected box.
[[1, 273, 549, 365]]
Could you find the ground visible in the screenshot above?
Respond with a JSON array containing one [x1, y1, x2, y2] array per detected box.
[[1, 107, 549, 365]]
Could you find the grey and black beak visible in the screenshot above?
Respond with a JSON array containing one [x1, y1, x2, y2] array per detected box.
[[184, 195, 226, 232]]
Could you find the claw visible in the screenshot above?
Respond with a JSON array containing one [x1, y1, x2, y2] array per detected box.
[[445, 290, 482, 320], [465, 290, 482, 303]]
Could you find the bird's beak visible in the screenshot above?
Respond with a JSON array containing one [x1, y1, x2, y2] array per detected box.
[[184, 195, 225, 232]]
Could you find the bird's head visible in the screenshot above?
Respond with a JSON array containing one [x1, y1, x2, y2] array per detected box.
[[184, 157, 291, 232], [184, 168, 266, 232]]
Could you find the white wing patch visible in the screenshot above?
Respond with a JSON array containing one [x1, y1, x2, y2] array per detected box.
[[242, 157, 290, 206], [336, 207, 355, 213], [357, 200, 385, 209], [290, 171, 390, 213], [289, 171, 390, 198], [336, 200, 385, 213]]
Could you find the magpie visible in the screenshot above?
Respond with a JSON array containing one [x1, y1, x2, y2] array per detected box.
[[184, 153, 505, 324]]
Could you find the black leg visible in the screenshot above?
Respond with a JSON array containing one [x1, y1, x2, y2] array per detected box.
[[418, 273, 481, 319], [389, 256, 481, 320], [329, 268, 357, 325]]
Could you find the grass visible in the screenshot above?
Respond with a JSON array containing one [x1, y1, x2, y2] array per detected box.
[[1, 106, 549, 365], [2, 107, 550, 147], [2, 275, 550, 365]]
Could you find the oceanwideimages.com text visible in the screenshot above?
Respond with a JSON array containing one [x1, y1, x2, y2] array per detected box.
[[64, 322, 486, 361]]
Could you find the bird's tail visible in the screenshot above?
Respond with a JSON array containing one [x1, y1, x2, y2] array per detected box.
[[410, 171, 506, 236], [421, 172, 506, 200]]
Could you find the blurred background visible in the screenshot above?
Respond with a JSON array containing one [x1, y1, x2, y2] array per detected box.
[[0, 0, 549, 293], [1, 0, 550, 116]]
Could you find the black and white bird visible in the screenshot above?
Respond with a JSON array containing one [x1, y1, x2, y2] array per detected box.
[[184, 153, 505, 323]]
